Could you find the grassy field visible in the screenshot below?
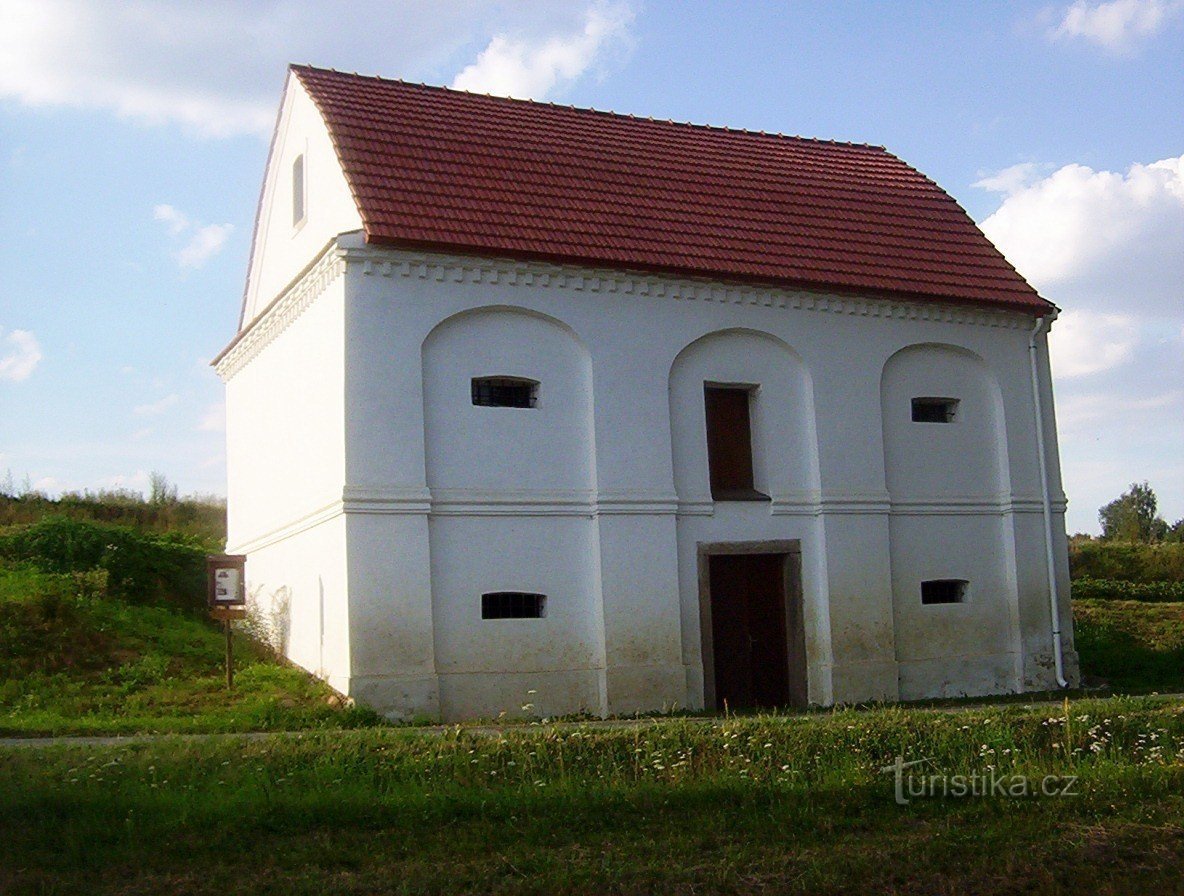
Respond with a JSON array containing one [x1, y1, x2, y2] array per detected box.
[[2, 697, 1183, 895], [2, 503, 1182, 892]]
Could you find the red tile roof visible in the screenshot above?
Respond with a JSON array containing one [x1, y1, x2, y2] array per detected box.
[[293, 65, 1049, 314]]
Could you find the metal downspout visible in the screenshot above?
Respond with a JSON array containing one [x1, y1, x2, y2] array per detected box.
[[1029, 311, 1069, 688]]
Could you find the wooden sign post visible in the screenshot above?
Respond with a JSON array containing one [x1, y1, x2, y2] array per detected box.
[[207, 555, 247, 689]]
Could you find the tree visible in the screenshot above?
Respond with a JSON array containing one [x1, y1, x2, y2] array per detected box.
[[148, 471, 178, 506], [1098, 481, 1167, 542]]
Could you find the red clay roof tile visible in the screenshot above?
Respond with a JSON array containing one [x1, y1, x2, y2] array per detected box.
[[292, 65, 1049, 314]]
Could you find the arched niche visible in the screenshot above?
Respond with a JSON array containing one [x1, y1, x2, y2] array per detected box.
[[879, 343, 1009, 500], [668, 328, 819, 503], [422, 306, 596, 492]]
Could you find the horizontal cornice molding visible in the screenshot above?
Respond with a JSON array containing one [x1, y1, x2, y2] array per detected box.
[[216, 235, 1034, 382], [228, 488, 1069, 548], [346, 243, 1033, 331], [214, 242, 347, 382]]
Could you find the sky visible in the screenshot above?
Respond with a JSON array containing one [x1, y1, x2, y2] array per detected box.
[[0, 0, 1181, 534]]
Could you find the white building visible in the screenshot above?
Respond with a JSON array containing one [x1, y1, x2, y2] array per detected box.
[[215, 65, 1078, 721]]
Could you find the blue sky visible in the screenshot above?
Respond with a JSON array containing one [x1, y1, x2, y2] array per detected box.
[[1, 0, 1181, 533]]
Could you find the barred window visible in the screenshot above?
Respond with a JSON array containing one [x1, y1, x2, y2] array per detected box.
[[471, 377, 538, 408], [482, 592, 547, 619]]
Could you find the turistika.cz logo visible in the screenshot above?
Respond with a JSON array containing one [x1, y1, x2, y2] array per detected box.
[[881, 756, 1080, 805]]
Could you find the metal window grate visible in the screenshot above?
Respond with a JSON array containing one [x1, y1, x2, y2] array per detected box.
[[471, 377, 538, 408], [911, 397, 959, 423], [921, 579, 968, 605], [482, 592, 547, 619]]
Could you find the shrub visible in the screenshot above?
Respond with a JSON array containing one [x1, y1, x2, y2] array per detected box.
[[0, 491, 225, 547], [1069, 540, 1184, 584], [1071, 577, 1184, 603], [0, 517, 207, 612], [0, 564, 116, 676]]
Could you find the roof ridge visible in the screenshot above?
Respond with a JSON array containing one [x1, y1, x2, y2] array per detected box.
[[289, 63, 887, 152], [285, 63, 1047, 313]]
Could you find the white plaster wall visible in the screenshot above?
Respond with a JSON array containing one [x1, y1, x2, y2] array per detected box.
[[238, 515, 350, 691], [416, 307, 604, 718], [345, 512, 439, 718], [880, 344, 1008, 501], [429, 516, 605, 719], [880, 344, 1022, 698], [224, 275, 346, 548], [225, 234, 1074, 718], [888, 514, 1021, 698], [422, 307, 596, 494], [595, 513, 685, 715], [241, 74, 362, 327]]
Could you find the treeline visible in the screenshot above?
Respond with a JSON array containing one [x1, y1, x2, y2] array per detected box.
[[1093, 482, 1184, 544], [1068, 482, 1184, 603], [0, 474, 226, 614], [0, 475, 225, 547]]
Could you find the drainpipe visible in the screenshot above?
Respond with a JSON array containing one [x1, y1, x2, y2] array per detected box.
[[1029, 310, 1068, 689]]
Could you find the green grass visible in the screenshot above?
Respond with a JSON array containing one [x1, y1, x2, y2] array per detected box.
[[1073, 598, 1184, 693], [0, 563, 381, 735], [2, 697, 1183, 894]]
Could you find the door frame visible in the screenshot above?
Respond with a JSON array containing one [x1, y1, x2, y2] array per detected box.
[[697, 539, 806, 709]]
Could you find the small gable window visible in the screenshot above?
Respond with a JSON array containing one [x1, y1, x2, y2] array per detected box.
[[482, 592, 546, 619], [921, 579, 968, 605], [292, 154, 306, 227], [911, 397, 959, 423], [472, 377, 538, 408]]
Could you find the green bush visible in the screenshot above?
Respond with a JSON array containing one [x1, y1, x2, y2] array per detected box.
[[0, 491, 225, 546], [0, 517, 207, 612], [1069, 540, 1184, 584], [1071, 576, 1184, 602], [0, 565, 117, 677]]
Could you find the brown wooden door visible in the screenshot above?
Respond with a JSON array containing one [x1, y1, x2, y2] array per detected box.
[[708, 552, 802, 710]]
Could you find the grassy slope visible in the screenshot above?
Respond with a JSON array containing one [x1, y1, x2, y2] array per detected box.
[[0, 564, 379, 735], [1073, 598, 1184, 693], [2, 698, 1183, 895]]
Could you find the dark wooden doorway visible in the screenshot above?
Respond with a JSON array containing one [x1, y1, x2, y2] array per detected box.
[[700, 543, 806, 710]]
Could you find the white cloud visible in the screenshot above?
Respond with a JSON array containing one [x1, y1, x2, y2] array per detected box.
[[0, 327, 41, 382], [1051, 0, 1184, 51], [452, 2, 634, 99], [134, 393, 179, 417], [177, 223, 234, 268], [153, 204, 233, 268], [972, 163, 1044, 197], [32, 475, 65, 493], [0, 0, 275, 137], [978, 155, 1184, 314], [1049, 310, 1140, 377], [977, 155, 1184, 533], [0, 1, 616, 138], [198, 402, 225, 433], [152, 203, 190, 235]]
